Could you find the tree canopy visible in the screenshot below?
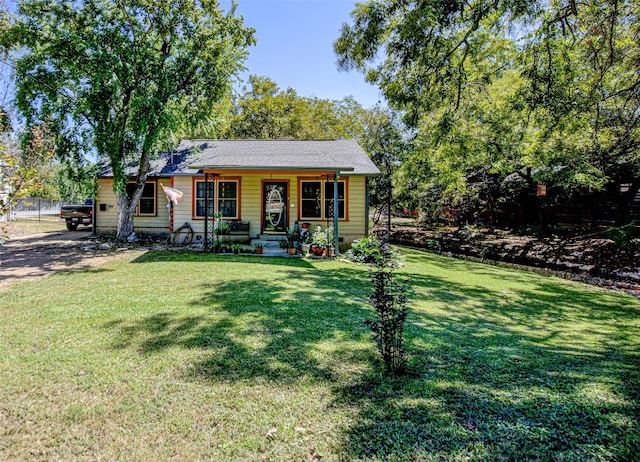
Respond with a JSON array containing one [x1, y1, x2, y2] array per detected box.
[[5, 0, 255, 239], [335, 0, 640, 227], [222, 75, 369, 140]]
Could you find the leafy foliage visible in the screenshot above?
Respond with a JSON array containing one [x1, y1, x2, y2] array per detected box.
[[222, 75, 368, 140], [0, 121, 55, 243], [55, 161, 97, 203], [311, 225, 333, 248], [602, 221, 640, 253], [6, 0, 255, 240], [358, 106, 408, 228], [346, 235, 398, 265], [335, 0, 640, 228], [363, 239, 409, 375]]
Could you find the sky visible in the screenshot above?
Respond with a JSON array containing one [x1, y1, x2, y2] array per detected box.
[[1, 0, 383, 113], [218, 0, 382, 107]]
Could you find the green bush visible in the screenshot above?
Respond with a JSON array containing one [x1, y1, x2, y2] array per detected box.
[[602, 221, 640, 252], [346, 236, 397, 265], [362, 238, 409, 375]]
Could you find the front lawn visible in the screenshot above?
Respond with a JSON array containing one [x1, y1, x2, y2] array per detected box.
[[1, 249, 638, 460]]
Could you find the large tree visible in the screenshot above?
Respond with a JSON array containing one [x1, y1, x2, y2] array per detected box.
[[358, 106, 408, 231], [521, 0, 640, 224], [335, 0, 640, 227], [223, 75, 369, 140], [5, 0, 255, 240]]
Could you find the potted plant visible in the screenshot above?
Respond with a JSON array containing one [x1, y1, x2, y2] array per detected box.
[[254, 242, 264, 255], [299, 241, 311, 256], [279, 229, 298, 255], [277, 239, 293, 254], [311, 226, 333, 256], [214, 221, 231, 235], [213, 238, 222, 253], [231, 243, 242, 254]]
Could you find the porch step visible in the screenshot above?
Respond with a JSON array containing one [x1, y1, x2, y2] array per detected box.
[[250, 238, 290, 257], [261, 247, 289, 257], [258, 233, 287, 241], [250, 238, 282, 248]]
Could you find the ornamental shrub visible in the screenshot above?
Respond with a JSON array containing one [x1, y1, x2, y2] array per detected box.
[[602, 221, 640, 252], [363, 239, 409, 375], [346, 236, 397, 265]]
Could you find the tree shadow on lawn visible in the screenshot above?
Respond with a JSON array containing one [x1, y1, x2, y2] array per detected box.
[[132, 250, 317, 268], [0, 232, 106, 281], [105, 260, 374, 384], [335, 260, 639, 460], [105, 255, 640, 460]]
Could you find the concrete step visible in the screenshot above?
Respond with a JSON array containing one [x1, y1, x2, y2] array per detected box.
[[260, 247, 289, 257], [250, 238, 282, 248], [251, 238, 299, 257], [258, 233, 287, 241]]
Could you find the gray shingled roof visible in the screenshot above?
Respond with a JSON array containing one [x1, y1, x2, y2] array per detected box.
[[100, 139, 381, 177], [183, 139, 380, 175]]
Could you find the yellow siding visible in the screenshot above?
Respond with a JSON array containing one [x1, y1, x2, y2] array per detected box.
[[95, 178, 170, 236], [241, 174, 263, 237], [172, 177, 195, 233], [95, 179, 118, 233], [96, 174, 370, 244]]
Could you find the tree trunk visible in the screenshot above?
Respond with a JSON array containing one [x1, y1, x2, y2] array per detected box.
[[113, 149, 152, 241], [116, 193, 137, 241]]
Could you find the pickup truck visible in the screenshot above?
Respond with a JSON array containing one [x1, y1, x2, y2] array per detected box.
[[60, 201, 93, 231]]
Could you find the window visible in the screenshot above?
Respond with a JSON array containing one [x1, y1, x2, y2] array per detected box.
[[194, 179, 239, 219], [195, 181, 215, 218], [324, 181, 345, 219], [300, 179, 346, 220], [126, 181, 156, 216], [218, 181, 237, 218], [301, 181, 322, 218]]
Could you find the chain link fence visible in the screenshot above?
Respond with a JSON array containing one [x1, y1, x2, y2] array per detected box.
[[2, 198, 62, 223]]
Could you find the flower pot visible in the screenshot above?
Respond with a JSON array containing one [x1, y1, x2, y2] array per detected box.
[[312, 245, 324, 257], [255, 248, 263, 255], [287, 247, 297, 255]]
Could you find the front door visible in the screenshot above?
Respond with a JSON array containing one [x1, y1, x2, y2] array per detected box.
[[263, 181, 288, 233]]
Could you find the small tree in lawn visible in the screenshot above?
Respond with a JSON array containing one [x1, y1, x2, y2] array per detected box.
[[364, 237, 409, 375], [1, 121, 55, 244]]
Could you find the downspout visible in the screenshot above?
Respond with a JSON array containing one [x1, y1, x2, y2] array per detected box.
[[91, 197, 97, 237], [365, 177, 370, 236], [334, 171, 340, 255], [169, 178, 175, 235], [91, 175, 97, 237]]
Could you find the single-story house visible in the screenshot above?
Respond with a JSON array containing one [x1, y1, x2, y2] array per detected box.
[[96, 139, 381, 249]]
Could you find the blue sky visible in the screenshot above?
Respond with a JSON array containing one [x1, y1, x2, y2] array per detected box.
[[224, 0, 383, 107], [1, 0, 382, 110]]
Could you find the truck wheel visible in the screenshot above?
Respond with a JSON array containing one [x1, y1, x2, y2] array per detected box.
[[66, 222, 78, 231]]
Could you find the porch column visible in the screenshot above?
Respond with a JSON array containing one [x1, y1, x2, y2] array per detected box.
[[204, 172, 215, 251], [334, 171, 340, 254]]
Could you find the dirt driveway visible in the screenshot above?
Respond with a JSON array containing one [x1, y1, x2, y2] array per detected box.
[[0, 229, 141, 291]]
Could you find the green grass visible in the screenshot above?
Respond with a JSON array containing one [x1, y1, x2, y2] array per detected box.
[[1, 249, 638, 461]]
